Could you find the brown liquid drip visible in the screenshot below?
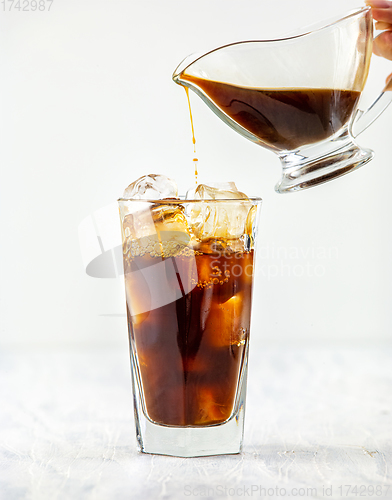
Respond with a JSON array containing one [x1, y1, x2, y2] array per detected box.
[[182, 75, 361, 151], [185, 87, 198, 184]]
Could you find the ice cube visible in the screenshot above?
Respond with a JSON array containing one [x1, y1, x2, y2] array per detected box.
[[193, 182, 247, 200], [203, 293, 250, 348], [187, 182, 252, 241], [123, 174, 178, 200], [120, 174, 192, 258], [122, 204, 192, 258], [194, 387, 229, 425]]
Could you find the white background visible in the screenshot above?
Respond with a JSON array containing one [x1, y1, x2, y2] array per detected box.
[[1, 0, 391, 349]]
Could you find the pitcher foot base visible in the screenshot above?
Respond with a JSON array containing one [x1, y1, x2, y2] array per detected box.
[[275, 144, 374, 194]]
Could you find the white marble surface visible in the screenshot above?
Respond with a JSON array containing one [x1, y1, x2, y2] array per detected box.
[[1, 343, 392, 500]]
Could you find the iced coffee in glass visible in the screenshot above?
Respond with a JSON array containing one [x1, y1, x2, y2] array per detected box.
[[118, 175, 261, 457]]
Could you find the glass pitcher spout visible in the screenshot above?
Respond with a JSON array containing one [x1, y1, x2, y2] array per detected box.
[[173, 7, 392, 193]]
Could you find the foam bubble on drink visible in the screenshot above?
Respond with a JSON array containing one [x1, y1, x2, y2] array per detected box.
[[187, 182, 253, 241], [123, 174, 178, 200]]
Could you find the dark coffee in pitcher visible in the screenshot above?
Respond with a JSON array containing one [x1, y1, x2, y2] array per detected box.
[[181, 75, 360, 151]]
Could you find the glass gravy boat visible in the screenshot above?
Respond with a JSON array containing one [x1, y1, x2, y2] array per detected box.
[[173, 7, 392, 193]]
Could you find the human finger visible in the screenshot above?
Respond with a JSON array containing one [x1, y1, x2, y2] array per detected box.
[[365, 0, 392, 8], [375, 21, 392, 30], [373, 30, 392, 60], [365, 0, 392, 23]]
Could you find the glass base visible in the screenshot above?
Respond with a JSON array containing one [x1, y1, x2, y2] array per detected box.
[[130, 348, 248, 458], [136, 409, 245, 457], [275, 135, 374, 194]]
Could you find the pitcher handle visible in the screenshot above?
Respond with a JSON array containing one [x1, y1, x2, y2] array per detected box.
[[351, 74, 392, 138]]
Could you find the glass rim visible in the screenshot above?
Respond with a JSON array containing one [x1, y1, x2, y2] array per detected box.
[[282, 5, 371, 40], [174, 6, 371, 78], [118, 196, 263, 204]]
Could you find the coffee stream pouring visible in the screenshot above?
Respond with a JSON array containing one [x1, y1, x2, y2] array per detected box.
[[173, 7, 392, 193]]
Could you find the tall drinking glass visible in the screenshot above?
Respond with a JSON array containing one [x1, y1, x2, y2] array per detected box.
[[118, 197, 262, 457]]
